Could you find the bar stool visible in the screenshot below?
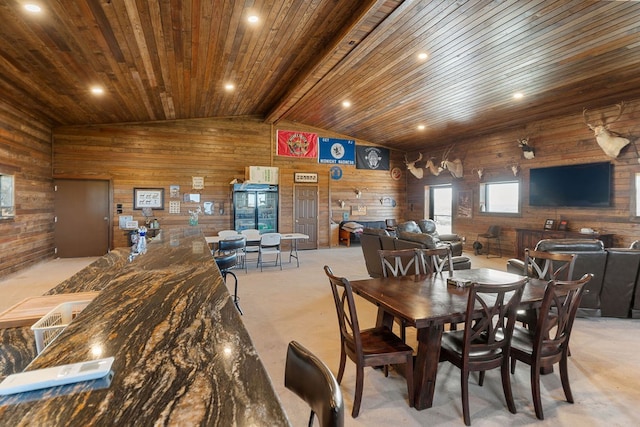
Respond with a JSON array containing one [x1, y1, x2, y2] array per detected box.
[[214, 254, 241, 314]]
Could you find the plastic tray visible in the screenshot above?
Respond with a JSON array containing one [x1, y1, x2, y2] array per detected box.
[[30, 300, 92, 354]]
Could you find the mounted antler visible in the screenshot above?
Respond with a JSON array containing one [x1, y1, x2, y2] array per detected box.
[[425, 157, 443, 176], [440, 145, 464, 178], [583, 102, 630, 158], [404, 153, 424, 179], [471, 168, 484, 180], [506, 163, 520, 176], [518, 137, 535, 159]]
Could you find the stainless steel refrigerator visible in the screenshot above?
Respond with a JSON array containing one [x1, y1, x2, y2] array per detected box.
[[232, 184, 278, 232]]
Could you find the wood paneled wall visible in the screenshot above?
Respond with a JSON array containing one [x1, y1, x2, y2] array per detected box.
[[407, 99, 640, 257], [53, 117, 407, 248], [0, 101, 54, 277]]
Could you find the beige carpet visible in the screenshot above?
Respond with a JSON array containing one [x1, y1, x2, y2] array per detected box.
[[1, 247, 639, 426]]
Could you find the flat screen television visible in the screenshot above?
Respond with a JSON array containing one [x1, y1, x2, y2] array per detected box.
[[529, 162, 612, 207]]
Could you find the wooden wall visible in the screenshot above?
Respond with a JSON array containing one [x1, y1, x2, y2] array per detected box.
[[0, 100, 54, 277], [407, 99, 640, 257], [52, 117, 407, 248]]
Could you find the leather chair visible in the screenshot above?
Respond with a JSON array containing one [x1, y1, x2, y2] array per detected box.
[[324, 266, 414, 417], [510, 274, 593, 420], [440, 278, 527, 426], [285, 341, 344, 427], [396, 220, 463, 256]]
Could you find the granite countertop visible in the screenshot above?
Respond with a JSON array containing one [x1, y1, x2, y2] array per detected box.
[[0, 229, 290, 426]]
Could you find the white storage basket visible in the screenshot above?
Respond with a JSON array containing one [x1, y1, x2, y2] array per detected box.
[[30, 300, 92, 354]]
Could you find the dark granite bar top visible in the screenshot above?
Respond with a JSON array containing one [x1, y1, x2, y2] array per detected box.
[[0, 229, 290, 426]]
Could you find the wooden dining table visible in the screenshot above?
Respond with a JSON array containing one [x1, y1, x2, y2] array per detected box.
[[349, 268, 547, 411]]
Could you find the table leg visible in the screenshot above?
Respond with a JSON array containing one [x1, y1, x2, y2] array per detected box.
[[288, 239, 300, 267], [413, 325, 444, 410]]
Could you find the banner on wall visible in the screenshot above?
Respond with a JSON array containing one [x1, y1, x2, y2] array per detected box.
[[356, 145, 390, 170], [318, 137, 355, 164], [276, 130, 318, 158]]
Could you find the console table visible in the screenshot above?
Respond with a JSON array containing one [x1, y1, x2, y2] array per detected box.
[[515, 228, 614, 259]]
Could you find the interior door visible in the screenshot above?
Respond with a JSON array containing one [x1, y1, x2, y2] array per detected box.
[[294, 185, 318, 249], [54, 179, 110, 257]]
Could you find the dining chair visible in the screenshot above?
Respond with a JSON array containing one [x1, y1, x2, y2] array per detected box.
[[284, 340, 344, 427], [439, 278, 527, 426], [519, 249, 576, 327], [510, 273, 592, 420], [476, 225, 502, 258], [241, 229, 261, 266], [258, 232, 282, 271], [324, 265, 414, 418], [417, 246, 454, 276], [218, 229, 239, 238]]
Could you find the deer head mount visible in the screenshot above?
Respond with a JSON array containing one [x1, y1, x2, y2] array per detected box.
[[425, 157, 443, 176], [440, 145, 464, 178], [518, 137, 535, 159], [471, 168, 484, 180], [404, 153, 424, 179], [583, 102, 630, 158], [507, 163, 520, 176]]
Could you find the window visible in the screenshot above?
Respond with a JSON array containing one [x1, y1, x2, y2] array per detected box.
[[479, 180, 520, 214], [0, 174, 15, 219], [634, 173, 640, 217]]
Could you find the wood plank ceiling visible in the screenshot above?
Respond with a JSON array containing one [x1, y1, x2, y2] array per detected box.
[[2, 0, 640, 153]]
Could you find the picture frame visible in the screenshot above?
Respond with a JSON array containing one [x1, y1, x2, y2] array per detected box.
[[558, 219, 568, 231], [544, 218, 556, 230], [134, 188, 164, 210], [456, 190, 473, 218]]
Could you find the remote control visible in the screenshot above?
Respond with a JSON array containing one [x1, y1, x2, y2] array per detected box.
[[0, 357, 114, 396]]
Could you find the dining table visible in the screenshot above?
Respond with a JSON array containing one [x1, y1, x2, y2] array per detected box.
[[349, 268, 547, 411], [206, 232, 310, 267]]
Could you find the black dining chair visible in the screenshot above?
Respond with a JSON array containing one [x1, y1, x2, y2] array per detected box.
[[439, 278, 527, 426], [285, 340, 344, 427], [476, 225, 502, 258], [510, 273, 592, 420]]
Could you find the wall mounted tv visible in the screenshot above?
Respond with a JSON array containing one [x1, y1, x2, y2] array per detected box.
[[529, 162, 612, 207]]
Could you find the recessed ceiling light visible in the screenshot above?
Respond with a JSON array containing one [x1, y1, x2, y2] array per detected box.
[[417, 52, 429, 61], [24, 3, 42, 13], [224, 83, 235, 91], [342, 100, 351, 108], [90, 86, 104, 95], [248, 15, 259, 23], [513, 92, 524, 100], [417, 124, 426, 131]]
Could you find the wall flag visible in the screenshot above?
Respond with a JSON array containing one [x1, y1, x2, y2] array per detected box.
[[277, 130, 318, 158], [318, 137, 355, 164], [356, 145, 390, 170]]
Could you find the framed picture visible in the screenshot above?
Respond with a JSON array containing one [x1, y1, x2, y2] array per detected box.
[[544, 218, 556, 230], [456, 190, 473, 218], [558, 220, 568, 231], [134, 188, 164, 210]]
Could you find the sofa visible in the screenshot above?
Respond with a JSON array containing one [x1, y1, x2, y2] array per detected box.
[[360, 223, 471, 278], [396, 219, 464, 256], [338, 220, 387, 246], [507, 239, 640, 318]]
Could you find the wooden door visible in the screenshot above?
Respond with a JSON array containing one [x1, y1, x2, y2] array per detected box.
[[294, 185, 318, 249], [54, 179, 110, 257]]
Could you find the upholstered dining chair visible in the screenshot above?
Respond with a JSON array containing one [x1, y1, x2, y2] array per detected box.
[[439, 278, 527, 426], [324, 266, 414, 418], [258, 232, 282, 271], [510, 273, 592, 420], [285, 340, 344, 427]]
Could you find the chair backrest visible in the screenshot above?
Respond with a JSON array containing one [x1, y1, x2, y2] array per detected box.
[[378, 249, 422, 277], [324, 266, 363, 359], [417, 246, 453, 275], [218, 229, 239, 238], [533, 273, 592, 359], [285, 341, 344, 427], [524, 249, 576, 281], [462, 278, 527, 360], [218, 236, 246, 254], [241, 229, 261, 239], [260, 232, 281, 247], [486, 225, 501, 237]]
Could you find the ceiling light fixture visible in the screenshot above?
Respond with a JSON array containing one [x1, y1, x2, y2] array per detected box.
[[90, 86, 104, 95], [513, 92, 524, 100], [24, 3, 42, 13], [224, 83, 235, 91], [417, 124, 426, 131], [248, 15, 259, 23], [417, 52, 429, 60], [342, 100, 351, 108]]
